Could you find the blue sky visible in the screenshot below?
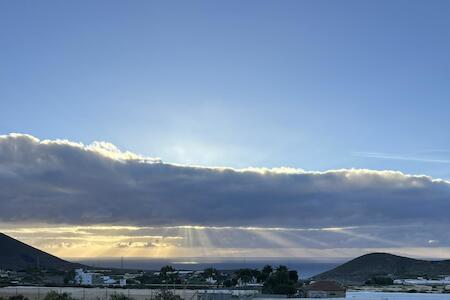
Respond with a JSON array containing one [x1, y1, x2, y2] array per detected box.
[[1, 0, 450, 179], [1, 1, 450, 259]]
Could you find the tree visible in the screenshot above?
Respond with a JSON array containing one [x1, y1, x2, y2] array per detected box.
[[235, 269, 260, 284], [159, 266, 178, 283], [223, 279, 233, 287], [136, 273, 163, 284], [64, 269, 75, 284], [160, 266, 175, 274], [276, 265, 288, 272], [203, 268, 218, 278], [259, 265, 273, 282], [231, 278, 238, 286], [263, 267, 299, 295], [262, 265, 273, 275], [288, 270, 298, 282]]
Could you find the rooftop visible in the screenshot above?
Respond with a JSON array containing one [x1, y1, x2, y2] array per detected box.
[[306, 281, 346, 292]]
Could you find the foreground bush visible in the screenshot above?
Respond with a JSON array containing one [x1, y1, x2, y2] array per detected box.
[[154, 290, 182, 300], [110, 294, 134, 300], [43, 291, 75, 300], [0, 295, 29, 300]]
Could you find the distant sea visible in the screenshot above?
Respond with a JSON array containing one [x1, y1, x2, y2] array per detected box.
[[72, 258, 343, 279]]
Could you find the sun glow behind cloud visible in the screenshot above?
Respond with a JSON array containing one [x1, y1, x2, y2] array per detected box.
[[1, 133, 450, 260], [4, 224, 450, 260]]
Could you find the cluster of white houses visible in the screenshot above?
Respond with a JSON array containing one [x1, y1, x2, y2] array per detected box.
[[74, 269, 127, 286], [71, 268, 349, 299]]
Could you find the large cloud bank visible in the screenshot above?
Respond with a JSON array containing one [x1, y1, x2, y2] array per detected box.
[[1, 133, 449, 228]]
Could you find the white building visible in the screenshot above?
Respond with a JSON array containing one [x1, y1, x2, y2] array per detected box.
[[394, 276, 450, 285], [74, 269, 105, 285], [0, 270, 9, 278], [119, 279, 127, 287], [74, 269, 129, 286], [101, 276, 117, 285], [237, 277, 262, 287], [75, 269, 96, 285], [205, 277, 217, 284]]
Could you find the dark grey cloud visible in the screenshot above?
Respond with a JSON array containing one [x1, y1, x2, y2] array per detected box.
[[1, 133, 449, 229]]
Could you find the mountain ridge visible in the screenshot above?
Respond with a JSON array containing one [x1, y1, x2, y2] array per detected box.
[[313, 252, 450, 284], [0, 232, 83, 270]]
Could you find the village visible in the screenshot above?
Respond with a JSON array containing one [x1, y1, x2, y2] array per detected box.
[[3, 264, 450, 300], [0, 264, 347, 299]]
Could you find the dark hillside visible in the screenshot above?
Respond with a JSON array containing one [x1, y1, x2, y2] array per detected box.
[[0, 233, 83, 270], [313, 253, 450, 284]]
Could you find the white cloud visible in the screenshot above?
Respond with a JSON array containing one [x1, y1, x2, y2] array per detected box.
[[0, 133, 449, 232]]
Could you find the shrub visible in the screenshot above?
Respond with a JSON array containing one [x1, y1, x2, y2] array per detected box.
[[154, 290, 182, 300], [43, 291, 74, 300], [110, 294, 134, 300], [9, 296, 30, 300], [365, 277, 393, 285]]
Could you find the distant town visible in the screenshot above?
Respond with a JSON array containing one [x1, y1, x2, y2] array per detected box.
[[0, 264, 345, 299], [3, 262, 450, 300], [2, 233, 450, 299]]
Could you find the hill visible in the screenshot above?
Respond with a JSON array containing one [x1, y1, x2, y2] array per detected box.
[[313, 252, 450, 284], [0, 232, 83, 270]]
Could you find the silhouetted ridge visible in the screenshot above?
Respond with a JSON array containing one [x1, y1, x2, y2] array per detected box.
[[313, 252, 450, 284], [0, 232, 82, 270]]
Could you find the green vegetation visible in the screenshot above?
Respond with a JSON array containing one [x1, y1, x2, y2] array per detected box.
[[158, 265, 179, 284], [126, 264, 300, 295], [259, 265, 273, 282], [1, 293, 76, 300], [136, 266, 177, 284], [234, 268, 259, 284], [262, 265, 299, 295], [365, 276, 394, 285], [154, 290, 182, 300], [0, 296, 30, 300], [43, 291, 75, 300], [203, 268, 219, 279], [110, 293, 134, 300], [63, 270, 75, 284], [314, 252, 450, 284]]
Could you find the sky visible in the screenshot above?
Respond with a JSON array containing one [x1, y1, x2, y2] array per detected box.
[[1, 1, 450, 260]]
